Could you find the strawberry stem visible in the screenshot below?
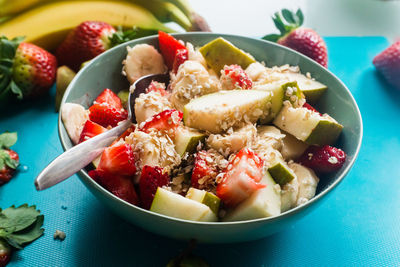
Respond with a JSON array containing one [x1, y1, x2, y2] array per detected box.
[[109, 26, 158, 48], [262, 8, 304, 42]]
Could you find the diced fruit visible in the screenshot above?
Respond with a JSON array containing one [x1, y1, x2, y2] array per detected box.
[[0, 149, 19, 186], [216, 148, 265, 207], [220, 64, 253, 90], [282, 81, 304, 107], [140, 109, 183, 135], [139, 165, 170, 210], [267, 156, 296, 186], [257, 83, 284, 124], [158, 31, 187, 70], [284, 72, 327, 103], [55, 66, 76, 111], [89, 102, 128, 128], [298, 145, 346, 173], [280, 132, 309, 160], [280, 177, 299, 212], [117, 90, 129, 109], [183, 90, 271, 134], [88, 169, 138, 205], [146, 81, 168, 96], [191, 150, 218, 189], [95, 88, 123, 109], [288, 162, 319, 206], [223, 171, 281, 221], [61, 103, 89, 144], [134, 90, 173, 124], [255, 125, 285, 151], [150, 187, 217, 222], [172, 48, 189, 73], [97, 143, 136, 176], [92, 156, 101, 169], [273, 104, 343, 146], [186, 188, 221, 215], [78, 120, 107, 143], [174, 126, 206, 156], [199, 37, 256, 74]]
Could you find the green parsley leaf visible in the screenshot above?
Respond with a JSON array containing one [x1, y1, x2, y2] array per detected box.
[[5, 215, 44, 249], [0, 204, 40, 233], [0, 158, 4, 170], [0, 132, 17, 149]]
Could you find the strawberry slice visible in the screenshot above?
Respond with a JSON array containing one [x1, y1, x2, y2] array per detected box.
[[140, 109, 183, 134], [89, 102, 128, 128], [78, 120, 107, 143], [220, 64, 253, 90], [97, 143, 136, 176], [191, 150, 218, 189], [89, 169, 139, 205], [94, 88, 123, 109], [172, 48, 188, 73], [146, 81, 168, 96], [0, 149, 19, 186], [298, 145, 346, 173], [216, 148, 265, 207], [158, 31, 187, 70], [139, 165, 170, 209]]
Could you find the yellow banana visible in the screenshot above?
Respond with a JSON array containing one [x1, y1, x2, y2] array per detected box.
[[0, 0, 41, 16], [0, 1, 173, 51]]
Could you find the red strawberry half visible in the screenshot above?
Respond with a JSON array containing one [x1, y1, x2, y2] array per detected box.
[[216, 148, 265, 207], [220, 64, 253, 90], [191, 150, 218, 189], [89, 103, 128, 128], [140, 109, 183, 135], [56, 21, 116, 71], [94, 88, 123, 109], [298, 145, 346, 173], [139, 165, 170, 209], [172, 48, 189, 73], [0, 36, 57, 102], [373, 41, 400, 90], [0, 149, 19, 186], [89, 169, 138, 205], [97, 143, 137, 176], [158, 31, 188, 70], [263, 9, 328, 67], [79, 120, 107, 143]]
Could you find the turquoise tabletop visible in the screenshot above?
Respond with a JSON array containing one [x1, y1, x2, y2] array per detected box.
[[1, 36, 399, 266]]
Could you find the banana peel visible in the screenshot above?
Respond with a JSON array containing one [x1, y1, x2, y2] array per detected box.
[[0, 1, 174, 51]]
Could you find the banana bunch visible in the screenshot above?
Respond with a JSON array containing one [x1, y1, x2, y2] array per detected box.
[[0, 0, 210, 51]]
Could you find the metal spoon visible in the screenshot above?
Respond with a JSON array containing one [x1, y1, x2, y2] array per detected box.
[[35, 73, 170, 191]]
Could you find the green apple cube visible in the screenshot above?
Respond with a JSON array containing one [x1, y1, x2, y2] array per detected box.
[[174, 126, 206, 156], [199, 37, 256, 74], [268, 156, 296, 186], [223, 172, 281, 222], [257, 82, 284, 124], [186, 188, 221, 215], [284, 72, 327, 104], [183, 90, 271, 134], [273, 104, 343, 145], [280, 132, 309, 160], [150, 187, 217, 222]]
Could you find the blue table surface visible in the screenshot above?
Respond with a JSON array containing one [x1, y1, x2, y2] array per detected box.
[[1, 36, 400, 267]]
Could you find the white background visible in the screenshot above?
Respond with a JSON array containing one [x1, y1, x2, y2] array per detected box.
[[189, 0, 400, 41]]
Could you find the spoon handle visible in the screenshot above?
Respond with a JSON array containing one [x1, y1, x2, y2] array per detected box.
[[35, 119, 131, 191]]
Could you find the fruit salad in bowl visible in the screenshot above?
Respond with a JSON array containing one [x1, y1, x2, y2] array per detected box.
[[59, 32, 362, 242]]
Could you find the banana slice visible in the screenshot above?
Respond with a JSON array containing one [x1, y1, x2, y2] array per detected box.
[[280, 177, 299, 212], [134, 91, 172, 124], [61, 103, 89, 144], [123, 44, 167, 84], [288, 162, 319, 207]]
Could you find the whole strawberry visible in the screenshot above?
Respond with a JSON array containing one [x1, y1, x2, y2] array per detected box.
[[0, 132, 19, 186], [373, 41, 400, 90], [0, 238, 12, 267], [263, 9, 328, 67], [56, 21, 116, 71], [0, 36, 57, 102]]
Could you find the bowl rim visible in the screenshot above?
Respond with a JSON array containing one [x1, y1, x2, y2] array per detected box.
[[58, 32, 363, 226]]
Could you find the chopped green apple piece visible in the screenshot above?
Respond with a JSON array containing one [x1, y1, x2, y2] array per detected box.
[[186, 188, 221, 215], [199, 37, 256, 74], [55, 66, 76, 112], [282, 81, 304, 108], [273, 104, 343, 146], [174, 126, 206, 156], [183, 90, 271, 134], [284, 72, 327, 104], [223, 172, 281, 222], [280, 132, 309, 160], [268, 156, 296, 186], [117, 90, 129, 109], [150, 187, 217, 222], [256, 82, 284, 124], [92, 155, 101, 168], [288, 163, 319, 207]]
